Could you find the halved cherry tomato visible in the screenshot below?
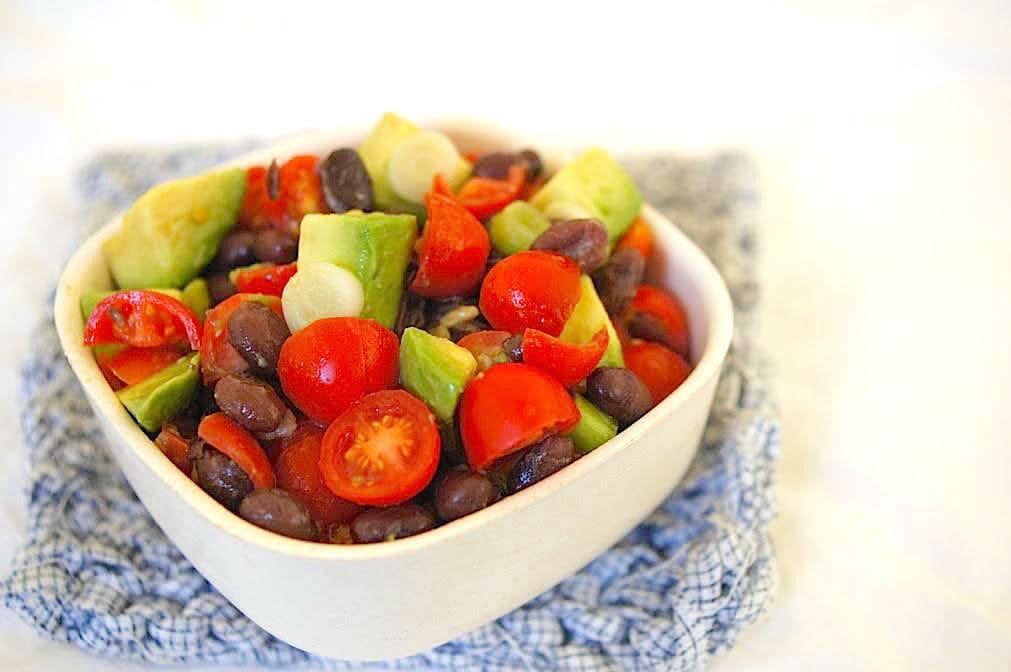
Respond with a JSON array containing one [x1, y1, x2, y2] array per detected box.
[[628, 285, 691, 358], [233, 262, 298, 296], [276, 423, 362, 526], [239, 165, 286, 230], [457, 330, 511, 372], [84, 290, 202, 351], [459, 363, 580, 470], [617, 217, 653, 260], [277, 317, 399, 424], [198, 412, 275, 489], [103, 345, 187, 385], [623, 341, 692, 403], [431, 173, 455, 198], [410, 192, 490, 298], [239, 155, 325, 233], [200, 293, 283, 384], [155, 423, 193, 473], [454, 164, 526, 219], [479, 250, 582, 336], [319, 390, 440, 506], [521, 327, 609, 388]]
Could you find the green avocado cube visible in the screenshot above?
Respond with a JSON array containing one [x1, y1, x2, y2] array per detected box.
[[104, 167, 246, 289], [116, 353, 200, 432], [531, 148, 642, 244], [298, 212, 417, 329], [570, 394, 618, 453], [488, 201, 552, 256], [399, 327, 477, 423], [181, 278, 210, 320], [559, 275, 624, 368]]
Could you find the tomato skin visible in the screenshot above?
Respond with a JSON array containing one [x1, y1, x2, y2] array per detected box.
[[199, 293, 283, 384], [410, 192, 491, 298], [197, 412, 275, 489], [623, 341, 692, 403], [233, 262, 297, 296], [479, 250, 582, 336], [617, 217, 653, 259], [84, 290, 202, 351], [277, 317, 399, 424], [276, 423, 362, 526], [102, 345, 186, 385], [628, 285, 691, 358], [455, 164, 526, 219], [319, 390, 441, 507], [459, 363, 580, 470], [239, 155, 325, 233], [155, 423, 193, 473], [239, 165, 286, 230], [521, 327, 608, 388]]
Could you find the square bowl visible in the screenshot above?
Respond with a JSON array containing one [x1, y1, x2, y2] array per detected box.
[[53, 121, 734, 661]]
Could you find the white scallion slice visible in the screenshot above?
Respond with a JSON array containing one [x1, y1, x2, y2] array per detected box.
[[387, 130, 463, 204], [542, 201, 595, 222], [281, 261, 364, 332]]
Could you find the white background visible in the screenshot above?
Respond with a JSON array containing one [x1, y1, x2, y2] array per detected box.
[[2, 1, 1009, 670]]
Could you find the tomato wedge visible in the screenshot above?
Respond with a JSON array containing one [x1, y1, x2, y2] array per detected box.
[[276, 423, 362, 526], [628, 285, 691, 358], [239, 164, 286, 230], [319, 390, 440, 507], [459, 363, 580, 470], [198, 412, 275, 489], [155, 423, 193, 473], [454, 164, 526, 219], [233, 262, 297, 296], [479, 250, 582, 336], [239, 155, 325, 233], [623, 341, 692, 403], [200, 293, 283, 384], [103, 345, 187, 385], [521, 327, 608, 388], [410, 192, 490, 298], [457, 330, 512, 372], [617, 217, 653, 260], [84, 290, 202, 351]]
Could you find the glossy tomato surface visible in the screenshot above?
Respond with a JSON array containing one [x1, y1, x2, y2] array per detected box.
[[276, 423, 362, 526], [521, 327, 608, 389], [198, 412, 275, 489], [200, 293, 283, 384], [479, 250, 581, 336], [623, 341, 692, 403], [411, 192, 490, 298], [629, 285, 691, 358]]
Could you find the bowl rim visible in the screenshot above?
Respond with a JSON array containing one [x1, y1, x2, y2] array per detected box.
[[53, 120, 734, 561]]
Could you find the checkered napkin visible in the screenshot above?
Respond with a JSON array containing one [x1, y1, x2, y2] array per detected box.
[[3, 144, 779, 671]]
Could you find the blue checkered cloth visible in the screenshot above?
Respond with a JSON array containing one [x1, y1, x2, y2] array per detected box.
[[3, 145, 779, 671]]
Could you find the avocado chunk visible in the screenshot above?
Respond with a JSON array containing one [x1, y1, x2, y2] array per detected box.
[[559, 275, 624, 368], [104, 168, 246, 289], [116, 353, 200, 432], [531, 149, 642, 244], [570, 394, 618, 453], [357, 112, 469, 216], [181, 278, 210, 320], [399, 327, 477, 423], [488, 201, 551, 256], [298, 212, 417, 329], [80, 283, 209, 322]]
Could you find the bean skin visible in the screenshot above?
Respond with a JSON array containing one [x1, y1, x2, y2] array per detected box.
[[194, 444, 254, 512], [531, 218, 609, 273], [214, 373, 288, 433], [252, 228, 298, 264], [518, 149, 543, 179], [592, 248, 646, 315], [585, 367, 653, 426], [319, 148, 373, 213], [227, 301, 290, 376], [351, 504, 435, 543], [206, 273, 237, 306], [239, 489, 317, 541], [434, 467, 500, 521], [471, 152, 520, 180], [508, 435, 576, 493], [627, 311, 676, 349], [214, 230, 257, 269]]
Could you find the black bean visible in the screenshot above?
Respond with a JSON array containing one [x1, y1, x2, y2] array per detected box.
[[531, 218, 609, 273], [319, 148, 373, 213], [214, 373, 288, 433], [194, 445, 254, 512], [239, 489, 317, 541], [502, 334, 524, 362], [351, 504, 435, 543], [227, 301, 290, 376], [592, 248, 646, 315], [258, 409, 297, 442], [471, 152, 520, 180], [627, 311, 676, 349], [266, 159, 280, 201], [518, 149, 543, 180], [585, 367, 653, 426], [214, 230, 257, 270], [438, 421, 467, 467], [252, 228, 298, 264], [206, 273, 237, 306], [508, 435, 575, 493], [434, 467, 500, 521]]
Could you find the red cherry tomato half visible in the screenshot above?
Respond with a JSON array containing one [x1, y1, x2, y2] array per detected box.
[[233, 262, 298, 297], [198, 412, 275, 489], [623, 341, 692, 404], [410, 192, 490, 298], [319, 390, 441, 507], [276, 423, 362, 526], [617, 217, 653, 260], [239, 155, 325, 233], [431, 173, 455, 198], [239, 165, 286, 230], [479, 250, 582, 336], [454, 164, 526, 219], [103, 345, 187, 385], [84, 290, 202, 351], [628, 285, 691, 358], [155, 423, 193, 473], [200, 293, 283, 384], [459, 363, 580, 470], [521, 326, 609, 389], [277, 317, 399, 424], [457, 330, 512, 371]]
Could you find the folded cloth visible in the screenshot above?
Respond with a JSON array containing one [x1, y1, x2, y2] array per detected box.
[[3, 145, 778, 671]]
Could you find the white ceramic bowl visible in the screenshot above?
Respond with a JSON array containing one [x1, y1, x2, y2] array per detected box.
[[53, 121, 734, 661]]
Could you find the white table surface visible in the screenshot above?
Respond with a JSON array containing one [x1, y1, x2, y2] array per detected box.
[[2, 2, 1009, 670]]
